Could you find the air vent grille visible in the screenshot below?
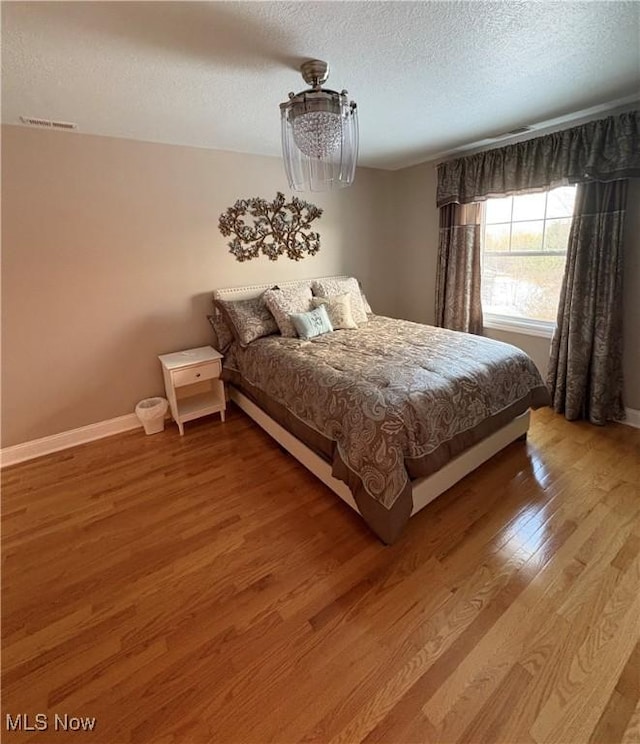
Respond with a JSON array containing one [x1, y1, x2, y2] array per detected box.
[[19, 116, 78, 130], [504, 126, 533, 136], [488, 125, 533, 141]]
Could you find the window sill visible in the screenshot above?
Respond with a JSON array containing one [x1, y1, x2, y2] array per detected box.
[[483, 314, 555, 339]]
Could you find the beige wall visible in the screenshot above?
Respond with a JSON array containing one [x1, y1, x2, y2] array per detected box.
[[388, 161, 440, 326], [392, 160, 640, 410], [3, 125, 638, 448], [1, 125, 393, 446]]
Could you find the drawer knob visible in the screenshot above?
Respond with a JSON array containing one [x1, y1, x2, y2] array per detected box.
[[196, 373, 201, 377]]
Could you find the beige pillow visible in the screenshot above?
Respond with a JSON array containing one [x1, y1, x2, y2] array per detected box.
[[311, 293, 357, 329], [311, 277, 368, 324], [263, 285, 313, 337]]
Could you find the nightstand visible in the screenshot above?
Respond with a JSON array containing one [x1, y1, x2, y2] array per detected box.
[[158, 346, 226, 435]]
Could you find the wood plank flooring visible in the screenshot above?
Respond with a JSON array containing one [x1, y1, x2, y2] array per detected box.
[[2, 405, 639, 743]]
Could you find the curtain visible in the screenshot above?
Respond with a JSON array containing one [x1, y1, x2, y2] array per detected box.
[[437, 111, 639, 207], [547, 180, 627, 424], [435, 202, 483, 334]]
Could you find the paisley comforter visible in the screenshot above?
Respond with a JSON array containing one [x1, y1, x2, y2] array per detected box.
[[223, 316, 549, 543]]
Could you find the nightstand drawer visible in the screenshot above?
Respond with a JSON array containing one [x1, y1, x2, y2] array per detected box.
[[172, 361, 220, 387]]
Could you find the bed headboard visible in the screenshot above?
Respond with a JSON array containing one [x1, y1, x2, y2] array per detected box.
[[213, 275, 352, 302]]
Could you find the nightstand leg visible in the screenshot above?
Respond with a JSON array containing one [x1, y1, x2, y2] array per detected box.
[[178, 421, 184, 436], [220, 410, 226, 423]]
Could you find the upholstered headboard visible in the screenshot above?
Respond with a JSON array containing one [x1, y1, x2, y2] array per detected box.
[[213, 275, 352, 302]]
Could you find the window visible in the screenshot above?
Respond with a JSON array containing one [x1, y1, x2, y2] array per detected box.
[[481, 185, 577, 336]]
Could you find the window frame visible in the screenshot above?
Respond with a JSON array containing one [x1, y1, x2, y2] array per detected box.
[[480, 187, 576, 338], [482, 312, 556, 338]]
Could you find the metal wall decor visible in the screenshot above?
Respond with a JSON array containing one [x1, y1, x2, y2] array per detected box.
[[218, 192, 323, 262]]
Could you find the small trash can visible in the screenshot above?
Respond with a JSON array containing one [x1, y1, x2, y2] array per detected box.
[[135, 397, 169, 435]]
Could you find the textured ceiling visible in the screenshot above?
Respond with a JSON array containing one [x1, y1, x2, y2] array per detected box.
[[2, 1, 639, 169]]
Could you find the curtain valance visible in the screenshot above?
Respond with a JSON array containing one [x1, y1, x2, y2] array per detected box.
[[436, 111, 639, 208]]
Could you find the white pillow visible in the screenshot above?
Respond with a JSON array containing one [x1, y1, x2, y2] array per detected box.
[[311, 277, 368, 324], [311, 293, 358, 329]]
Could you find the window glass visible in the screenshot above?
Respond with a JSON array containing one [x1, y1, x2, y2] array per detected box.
[[485, 196, 512, 224], [481, 186, 577, 324], [546, 187, 577, 218], [511, 192, 546, 222], [484, 223, 511, 252], [544, 218, 572, 252], [511, 221, 544, 252]]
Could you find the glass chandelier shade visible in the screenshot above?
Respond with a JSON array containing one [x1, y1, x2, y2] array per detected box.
[[280, 61, 358, 192]]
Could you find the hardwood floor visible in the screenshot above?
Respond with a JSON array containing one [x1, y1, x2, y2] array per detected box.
[[2, 405, 639, 744]]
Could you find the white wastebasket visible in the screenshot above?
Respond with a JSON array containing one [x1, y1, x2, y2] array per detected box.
[[135, 397, 169, 435]]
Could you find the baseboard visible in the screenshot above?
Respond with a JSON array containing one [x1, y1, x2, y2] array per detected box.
[[3, 404, 637, 468], [622, 407, 640, 429], [1, 414, 143, 468]]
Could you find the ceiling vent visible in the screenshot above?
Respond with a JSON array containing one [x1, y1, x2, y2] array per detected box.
[[487, 125, 533, 141], [503, 126, 533, 136], [19, 116, 78, 130]]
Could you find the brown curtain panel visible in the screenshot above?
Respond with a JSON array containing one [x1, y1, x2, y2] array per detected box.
[[547, 180, 627, 424], [435, 202, 483, 335]]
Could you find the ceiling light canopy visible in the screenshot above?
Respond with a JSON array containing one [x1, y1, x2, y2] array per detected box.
[[280, 60, 358, 192]]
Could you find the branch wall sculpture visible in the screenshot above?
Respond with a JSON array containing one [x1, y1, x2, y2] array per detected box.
[[218, 192, 323, 262]]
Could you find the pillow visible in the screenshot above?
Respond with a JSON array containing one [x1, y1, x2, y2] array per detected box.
[[263, 285, 314, 338], [289, 305, 333, 339], [214, 295, 278, 347], [311, 277, 368, 324], [207, 309, 234, 353], [311, 293, 357, 329], [360, 289, 373, 315], [355, 279, 373, 315]]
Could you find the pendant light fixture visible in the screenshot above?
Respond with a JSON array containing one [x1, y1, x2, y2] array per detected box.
[[280, 60, 358, 192]]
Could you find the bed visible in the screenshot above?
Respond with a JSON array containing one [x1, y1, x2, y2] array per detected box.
[[213, 276, 550, 544]]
